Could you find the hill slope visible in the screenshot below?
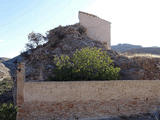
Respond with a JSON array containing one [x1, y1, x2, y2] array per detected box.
[[1, 24, 160, 105], [20, 24, 160, 81], [111, 44, 142, 53], [111, 44, 160, 56], [0, 63, 10, 81], [123, 47, 160, 55], [0, 57, 10, 62], [1, 28, 160, 81]]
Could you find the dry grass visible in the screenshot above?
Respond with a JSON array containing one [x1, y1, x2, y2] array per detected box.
[[123, 53, 160, 58]]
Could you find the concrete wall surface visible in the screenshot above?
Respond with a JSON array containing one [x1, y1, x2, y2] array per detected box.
[[17, 80, 160, 120], [79, 11, 111, 49], [24, 80, 160, 102]]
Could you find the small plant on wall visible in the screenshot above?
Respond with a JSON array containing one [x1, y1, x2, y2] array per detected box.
[[50, 47, 120, 81]]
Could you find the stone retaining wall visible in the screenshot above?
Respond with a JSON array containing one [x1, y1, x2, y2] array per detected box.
[[16, 63, 160, 120]]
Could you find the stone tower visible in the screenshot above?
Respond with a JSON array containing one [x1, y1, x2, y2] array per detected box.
[[79, 11, 111, 49]]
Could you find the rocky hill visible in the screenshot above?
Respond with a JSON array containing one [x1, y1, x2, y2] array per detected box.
[[123, 47, 160, 55], [0, 57, 19, 81], [0, 58, 14, 104], [19, 24, 160, 81], [0, 57, 10, 62], [0, 62, 10, 81], [1, 23, 160, 105], [0, 57, 11, 81], [22, 24, 109, 81], [111, 44, 142, 53], [1, 24, 160, 82], [112, 44, 160, 56]]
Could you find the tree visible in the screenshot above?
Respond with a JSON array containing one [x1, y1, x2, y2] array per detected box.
[[25, 32, 47, 50]]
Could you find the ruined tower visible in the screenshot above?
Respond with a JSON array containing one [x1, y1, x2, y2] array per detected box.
[[79, 11, 111, 49]]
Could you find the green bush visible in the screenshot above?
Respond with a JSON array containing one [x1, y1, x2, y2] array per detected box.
[[0, 103, 17, 120], [52, 47, 120, 81]]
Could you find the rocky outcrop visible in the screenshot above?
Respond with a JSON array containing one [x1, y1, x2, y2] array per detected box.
[[115, 56, 160, 80], [23, 23, 109, 81], [112, 44, 142, 53], [0, 56, 22, 104], [100, 50, 160, 80], [1, 23, 160, 105], [112, 44, 160, 55], [0, 62, 10, 81], [19, 23, 160, 81], [0, 57, 9, 62], [1, 24, 160, 82], [123, 47, 160, 55]]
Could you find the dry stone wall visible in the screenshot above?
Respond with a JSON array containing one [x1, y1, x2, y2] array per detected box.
[[16, 63, 160, 120]]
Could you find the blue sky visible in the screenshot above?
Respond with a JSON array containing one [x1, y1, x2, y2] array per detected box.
[[1, 0, 160, 58], [0, 0, 93, 58]]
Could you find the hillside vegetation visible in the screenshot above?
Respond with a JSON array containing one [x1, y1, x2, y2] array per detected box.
[[1, 24, 160, 105], [0, 78, 13, 104], [17, 24, 160, 81]]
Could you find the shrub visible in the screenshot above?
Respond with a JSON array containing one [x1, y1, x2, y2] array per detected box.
[[0, 103, 17, 120], [55, 26, 66, 39], [51, 47, 120, 81], [78, 25, 86, 34]]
